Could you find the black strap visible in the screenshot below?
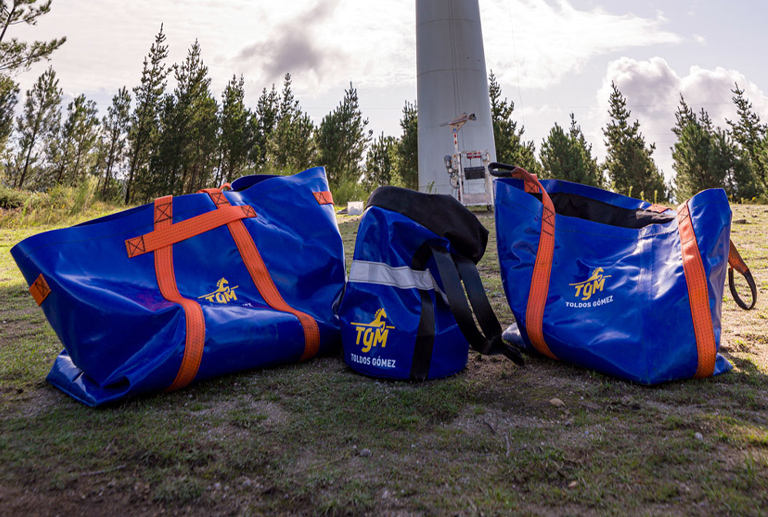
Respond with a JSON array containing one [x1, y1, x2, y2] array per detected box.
[[430, 245, 524, 365], [729, 267, 757, 310], [409, 243, 437, 381]]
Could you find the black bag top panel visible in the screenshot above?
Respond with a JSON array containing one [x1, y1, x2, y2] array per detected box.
[[366, 186, 489, 263], [529, 191, 676, 229]]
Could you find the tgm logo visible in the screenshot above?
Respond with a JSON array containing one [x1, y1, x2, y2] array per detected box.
[[198, 278, 239, 304], [570, 268, 611, 301], [351, 308, 396, 353]]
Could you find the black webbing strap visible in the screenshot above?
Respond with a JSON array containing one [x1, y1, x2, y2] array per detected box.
[[729, 268, 757, 310], [728, 241, 757, 311], [430, 245, 524, 366], [409, 243, 437, 381]]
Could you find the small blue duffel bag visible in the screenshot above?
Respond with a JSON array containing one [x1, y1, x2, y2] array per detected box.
[[12, 167, 346, 406], [491, 163, 756, 384], [339, 186, 523, 381]]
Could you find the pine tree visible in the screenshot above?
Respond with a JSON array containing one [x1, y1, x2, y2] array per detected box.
[[125, 25, 169, 204], [269, 73, 316, 173], [672, 98, 719, 200], [251, 84, 279, 170], [49, 94, 99, 186], [0, 0, 66, 73], [488, 70, 539, 173], [12, 65, 60, 189], [219, 74, 251, 182], [315, 82, 372, 189], [570, 115, 603, 187], [175, 40, 217, 193], [394, 100, 418, 189], [364, 132, 397, 188], [726, 84, 766, 196], [602, 82, 668, 201], [151, 40, 218, 197], [672, 95, 757, 201], [98, 86, 131, 198], [0, 73, 18, 154], [188, 93, 219, 192], [540, 114, 602, 186], [713, 127, 756, 201]]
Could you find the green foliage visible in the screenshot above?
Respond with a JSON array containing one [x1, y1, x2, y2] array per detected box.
[[394, 100, 418, 189], [125, 25, 169, 204], [268, 73, 316, 174], [489, 70, 540, 174], [0, 73, 18, 149], [363, 132, 397, 189], [218, 74, 251, 183], [148, 39, 218, 199], [47, 94, 99, 187], [672, 96, 756, 201], [316, 82, 372, 189], [332, 177, 371, 207], [603, 82, 669, 202], [0, 184, 24, 208], [10, 66, 61, 189], [96, 86, 131, 200], [540, 113, 603, 187], [726, 84, 767, 198], [251, 83, 280, 170], [0, 177, 111, 227], [0, 0, 66, 73]]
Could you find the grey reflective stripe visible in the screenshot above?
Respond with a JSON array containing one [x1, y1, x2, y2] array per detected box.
[[349, 260, 440, 291]]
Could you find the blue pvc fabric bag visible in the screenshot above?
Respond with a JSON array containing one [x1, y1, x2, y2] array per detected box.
[[11, 167, 346, 406], [340, 186, 523, 381], [491, 163, 756, 384]]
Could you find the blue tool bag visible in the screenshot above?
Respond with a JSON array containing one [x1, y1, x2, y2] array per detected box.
[[491, 163, 757, 384], [339, 186, 523, 381], [12, 167, 346, 406]]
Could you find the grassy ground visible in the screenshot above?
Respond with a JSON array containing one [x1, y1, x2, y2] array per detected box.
[[0, 203, 766, 516]]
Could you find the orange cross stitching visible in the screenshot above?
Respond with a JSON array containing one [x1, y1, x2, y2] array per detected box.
[[155, 202, 172, 223], [125, 235, 146, 258]]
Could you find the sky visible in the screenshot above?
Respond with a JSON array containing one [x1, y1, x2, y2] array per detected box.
[[12, 0, 768, 181]]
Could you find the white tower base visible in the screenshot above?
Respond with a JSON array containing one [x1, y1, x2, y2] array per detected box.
[[416, 0, 496, 196]]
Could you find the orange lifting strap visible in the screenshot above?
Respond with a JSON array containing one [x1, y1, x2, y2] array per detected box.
[[514, 167, 558, 361], [147, 196, 207, 392], [198, 188, 322, 361], [677, 201, 717, 378]]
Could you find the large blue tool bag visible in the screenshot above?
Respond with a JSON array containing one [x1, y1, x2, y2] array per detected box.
[[340, 186, 523, 380], [12, 167, 346, 406], [491, 163, 757, 384]]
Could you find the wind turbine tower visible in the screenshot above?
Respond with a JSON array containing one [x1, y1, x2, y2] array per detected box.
[[416, 0, 496, 197]]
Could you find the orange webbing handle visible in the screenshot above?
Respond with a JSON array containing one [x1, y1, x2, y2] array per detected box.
[[677, 201, 717, 378], [510, 167, 558, 360], [313, 191, 334, 205], [30, 274, 52, 306], [148, 196, 207, 392], [646, 204, 670, 213], [199, 188, 322, 361], [125, 204, 256, 258]]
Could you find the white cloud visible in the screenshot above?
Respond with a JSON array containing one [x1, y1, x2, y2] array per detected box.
[[482, 0, 682, 89], [595, 57, 768, 179], [13, 0, 415, 104], [693, 34, 706, 45], [13, 0, 684, 105]]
